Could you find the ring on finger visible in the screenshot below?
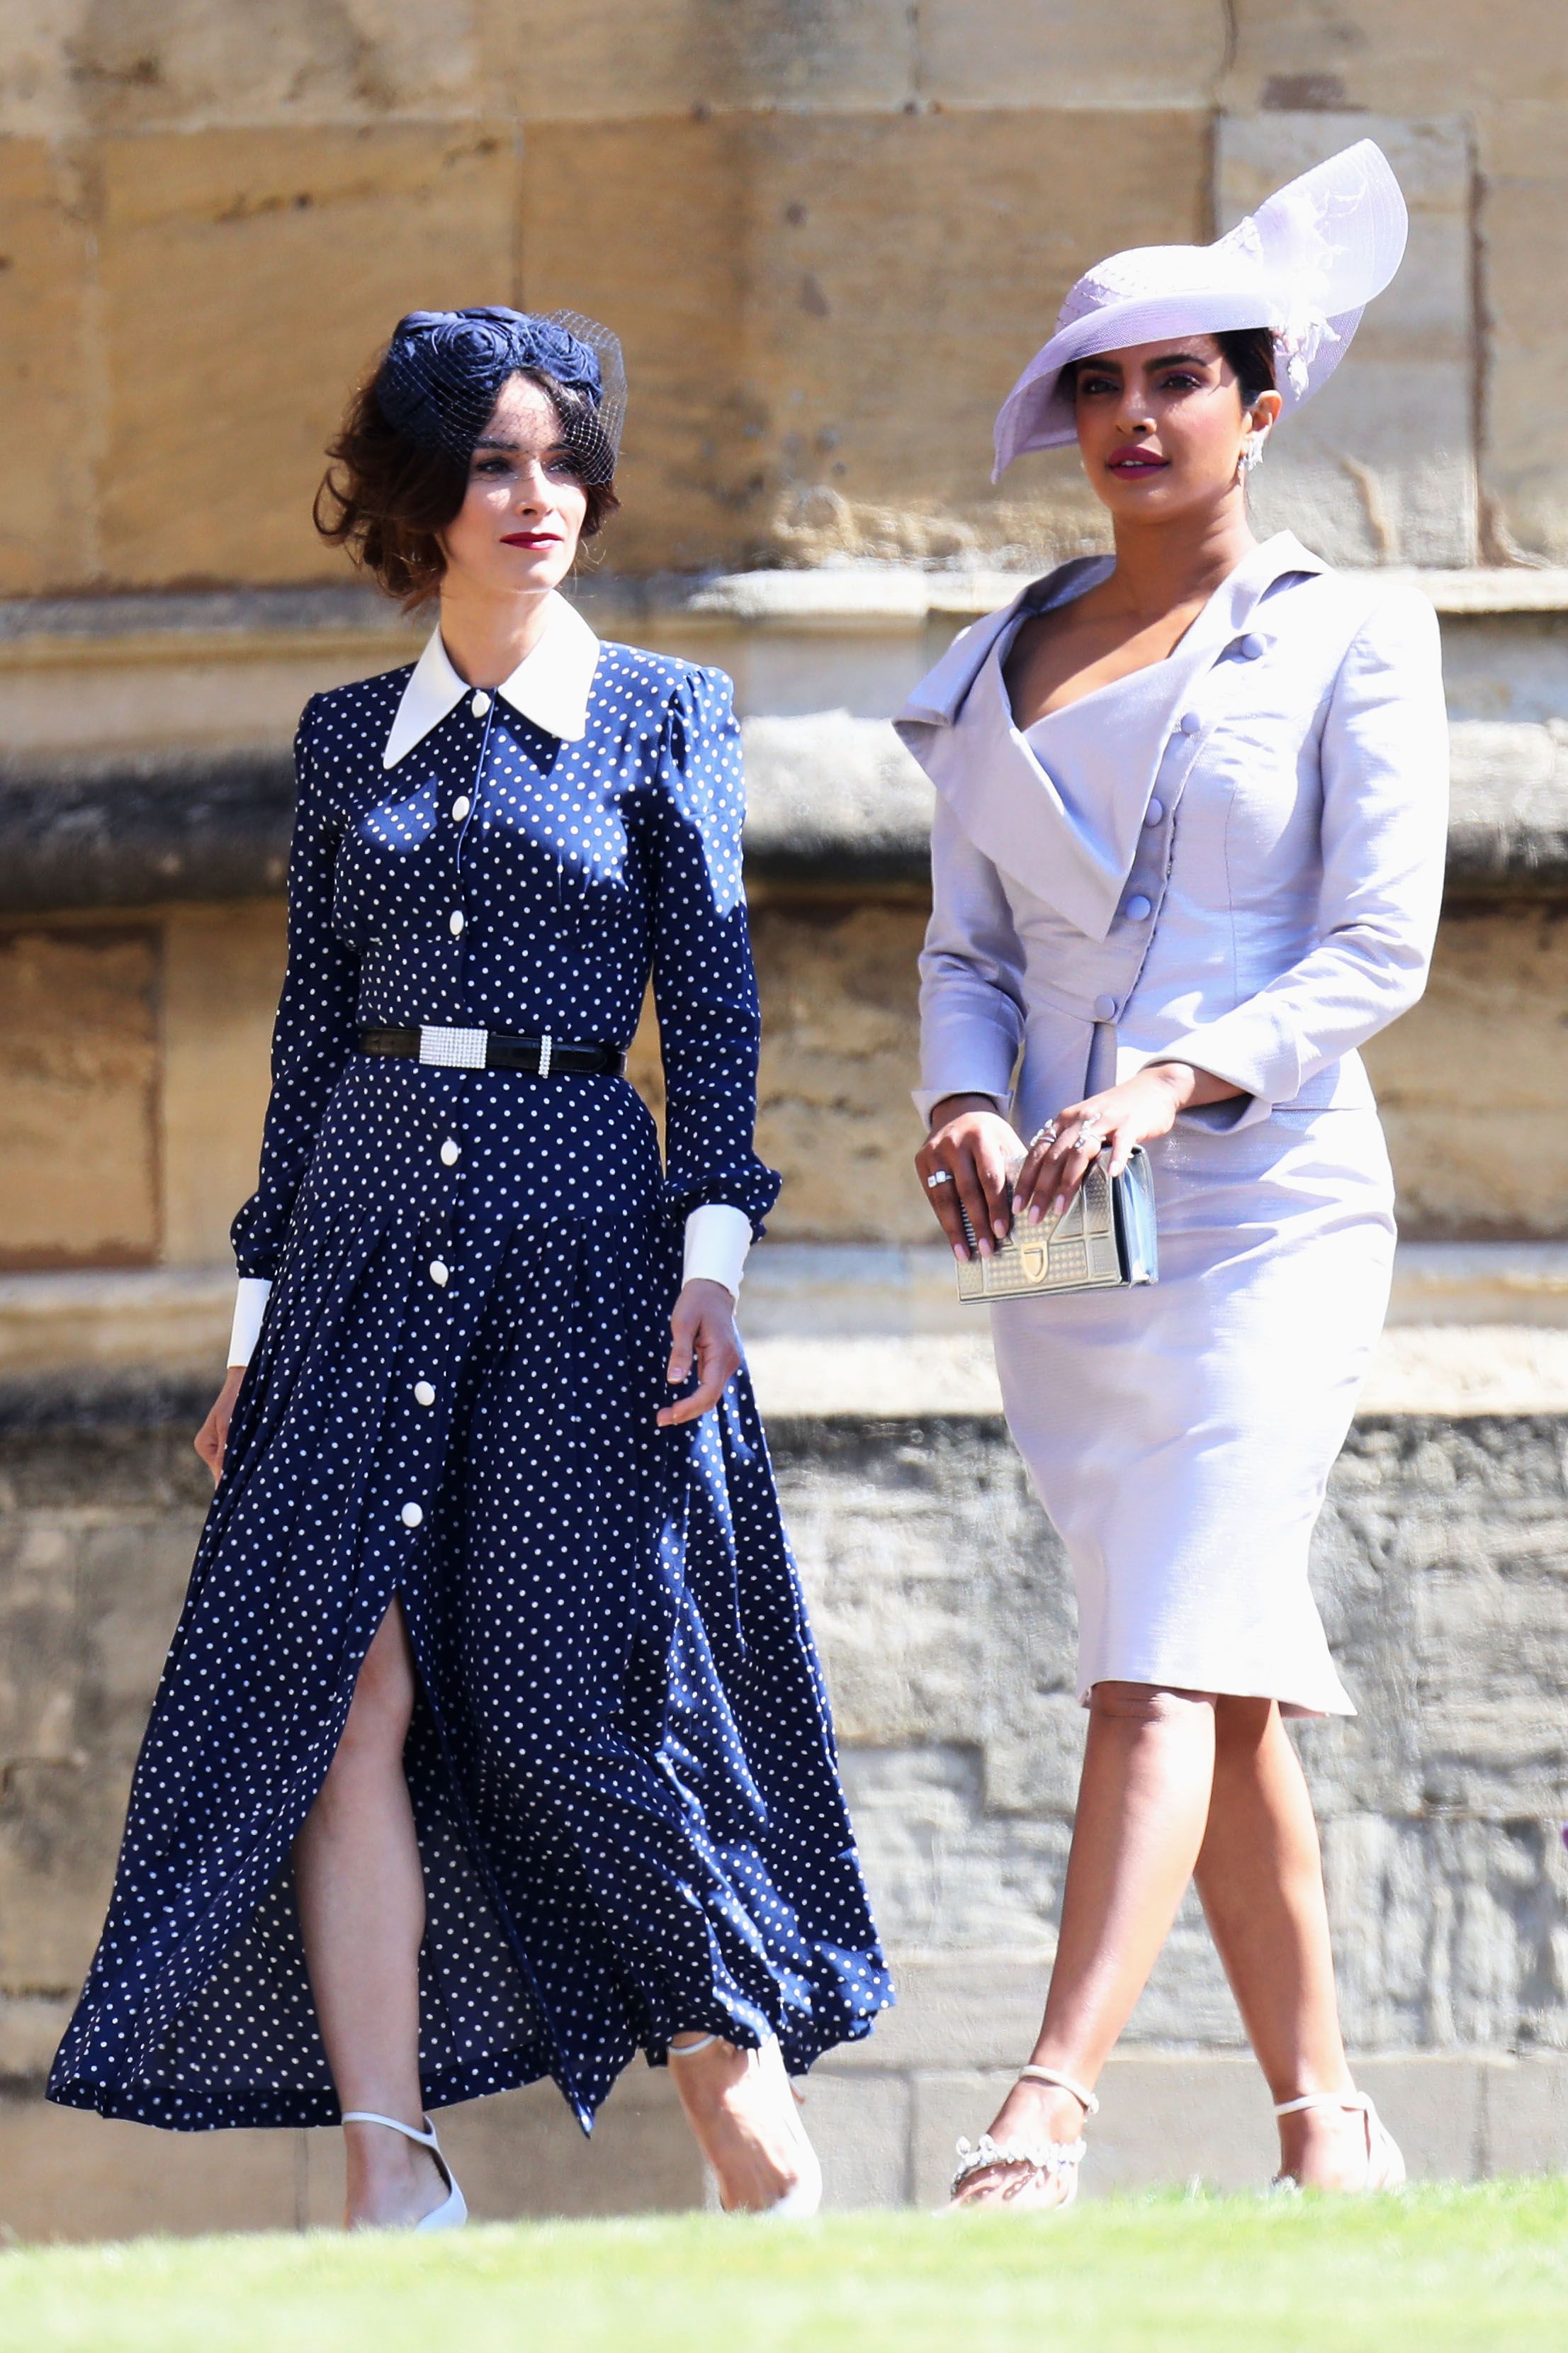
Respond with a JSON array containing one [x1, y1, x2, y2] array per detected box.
[[1075, 1124, 1105, 1155], [926, 1169, 956, 1189], [1029, 1124, 1059, 1150]]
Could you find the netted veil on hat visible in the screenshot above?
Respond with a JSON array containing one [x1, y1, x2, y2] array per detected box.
[[376, 305, 626, 483], [992, 140, 1408, 481]]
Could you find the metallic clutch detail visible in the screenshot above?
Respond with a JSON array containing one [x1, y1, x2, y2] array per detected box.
[[956, 1145, 1159, 1302]]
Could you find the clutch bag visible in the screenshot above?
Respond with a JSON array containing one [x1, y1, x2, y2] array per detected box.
[[955, 1145, 1159, 1302]]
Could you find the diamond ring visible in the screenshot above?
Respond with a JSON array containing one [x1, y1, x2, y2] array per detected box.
[[1076, 1125, 1105, 1155], [926, 1170, 956, 1189], [1030, 1125, 1059, 1148]]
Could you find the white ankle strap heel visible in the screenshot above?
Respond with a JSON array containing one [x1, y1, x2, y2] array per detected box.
[[1270, 2089, 1406, 2193], [341, 2110, 468, 2230], [950, 2065, 1099, 2209], [668, 2034, 823, 2218]]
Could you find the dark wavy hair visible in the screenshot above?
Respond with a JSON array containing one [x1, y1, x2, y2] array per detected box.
[[1059, 325, 1279, 408], [314, 364, 620, 610]]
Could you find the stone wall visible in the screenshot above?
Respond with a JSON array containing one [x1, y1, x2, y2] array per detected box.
[[0, 2, 1565, 585]]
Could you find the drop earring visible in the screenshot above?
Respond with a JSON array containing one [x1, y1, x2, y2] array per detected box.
[[1239, 430, 1266, 477]]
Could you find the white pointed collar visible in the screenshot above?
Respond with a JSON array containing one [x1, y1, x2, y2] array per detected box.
[[383, 593, 600, 769]]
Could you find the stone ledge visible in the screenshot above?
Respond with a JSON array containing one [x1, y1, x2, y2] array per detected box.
[[4, 1245, 1568, 1415], [3, 569, 1567, 655], [1, 716, 1564, 908]]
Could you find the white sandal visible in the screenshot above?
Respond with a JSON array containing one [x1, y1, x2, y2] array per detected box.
[[340, 2110, 468, 2230], [1270, 2089, 1406, 2192], [949, 2065, 1099, 2211], [668, 2033, 823, 2218]]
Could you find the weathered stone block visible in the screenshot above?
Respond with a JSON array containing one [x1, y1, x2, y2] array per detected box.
[[0, 1756, 135, 1984], [750, 898, 930, 1245], [0, 926, 159, 1269], [483, 0, 913, 120], [0, 2096, 308, 2239], [798, 2067, 912, 2209], [523, 109, 1206, 571], [918, 1, 1228, 108], [62, 0, 483, 132], [0, 139, 96, 593], [1218, 115, 1476, 567], [96, 128, 518, 585], [161, 902, 286, 1267], [1224, 0, 1562, 114], [1324, 1812, 1568, 2052], [1479, 103, 1568, 565], [1368, 906, 1568, 1238]]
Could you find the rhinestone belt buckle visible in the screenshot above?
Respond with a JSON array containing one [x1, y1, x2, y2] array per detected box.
[[418, 1024, 488, 1070]]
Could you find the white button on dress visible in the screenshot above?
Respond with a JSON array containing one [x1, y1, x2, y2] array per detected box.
[[1240, 634, 1266, 659], [440, 1140, 461, 1167], [1093, 994, 1117, 1020], [1179, 710, 1202, 735], [1125, 894, 1153, 921], [449, 910, 466, 936], [400, 1502, 424, 1528], [429, 1259, 449, 1286], [451, 796, 471, 821], [414, 1381, 436, 1406], [470, 690, 492, 717], [1145, 798, 1164, 826]]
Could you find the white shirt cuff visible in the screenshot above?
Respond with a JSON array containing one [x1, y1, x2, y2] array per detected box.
[[228, 1277, 273, 1369], [681, 1204, 752, 1301]]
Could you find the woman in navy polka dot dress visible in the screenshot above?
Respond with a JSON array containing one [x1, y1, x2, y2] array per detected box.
[[49, 309, 891, 2227]]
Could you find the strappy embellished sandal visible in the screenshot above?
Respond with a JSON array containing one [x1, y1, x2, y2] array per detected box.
[[1270, 2089, 1406, 2192], [949, 2065, 1099, 2211]]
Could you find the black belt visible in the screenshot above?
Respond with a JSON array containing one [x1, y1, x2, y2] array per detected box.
[[360, 1025, 626, 1078]]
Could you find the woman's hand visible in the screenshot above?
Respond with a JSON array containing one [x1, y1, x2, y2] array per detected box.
[[658, 1279, 742, 1427], [1011, 1062, 1237, 1225], [194, 1366, 247, 1486], [916, 1093, 1027, 1261]]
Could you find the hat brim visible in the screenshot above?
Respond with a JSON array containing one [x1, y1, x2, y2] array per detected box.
[[991, 289, 1360, 481]]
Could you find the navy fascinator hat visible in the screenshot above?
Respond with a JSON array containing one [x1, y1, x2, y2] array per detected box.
[[375, 305, 626, 482]]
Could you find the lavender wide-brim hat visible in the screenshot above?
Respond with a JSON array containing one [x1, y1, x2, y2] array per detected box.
[[992, 139, 1409, 481]]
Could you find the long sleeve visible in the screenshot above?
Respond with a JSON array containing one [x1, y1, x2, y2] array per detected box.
[[1139, 587, 1449, 1130], [229, 698, 361, 1281], [914, 793, 1027, 1123], [648, 666, 781, 1235]]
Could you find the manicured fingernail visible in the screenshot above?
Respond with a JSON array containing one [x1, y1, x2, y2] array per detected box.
[[952, 1242, 967, 1262], [1028, 1202, 1044, 1223], [1011, 1195, 1025, 1215], [1053, 1194, 1068, 1217], [978, 1238, 993, 1257], [993, 1218, 1008, 1238]]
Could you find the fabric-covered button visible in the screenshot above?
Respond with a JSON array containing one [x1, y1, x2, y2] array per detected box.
[[413, 1381, 436, 1406], [429, 1259, 449, 1286], [1125, 894, 1153, 921], [470, 690, 492, 717], [449, 909, 466, 936], [451, 796, 471, 821], [440, 1139, 461, 1167], [1145, 798, 1164, 826], [1240, 633, 1266, 660], [400, 1502, 424, 1528], [1093, 994, 1117, 1021], [1179, 711, 1202, 735]]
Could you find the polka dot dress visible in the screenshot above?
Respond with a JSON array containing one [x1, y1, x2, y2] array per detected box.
[[48, 644, 893, 2133]]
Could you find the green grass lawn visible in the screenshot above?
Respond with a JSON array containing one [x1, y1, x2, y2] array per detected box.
[[3, 2184, 1566, 2353]]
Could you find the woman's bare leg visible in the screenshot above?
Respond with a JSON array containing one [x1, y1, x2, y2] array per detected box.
[[954, 1682, 1217, 2204], [1195, 1697, 1367, 2187], [293, 1600, 446, 2228]]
